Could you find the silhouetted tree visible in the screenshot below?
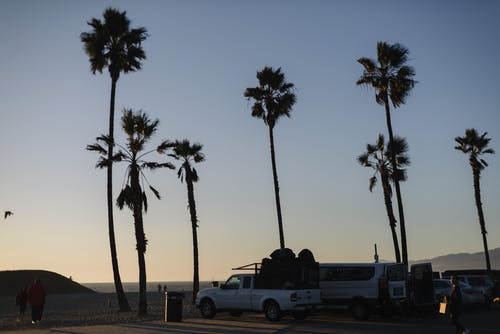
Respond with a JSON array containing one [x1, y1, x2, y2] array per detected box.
[[168, 139, 205, 304], [244, 66, 296, 249], [455, 129, 495, 271], [88, 109, 174, 315], [356, 42, 416, 265], [358, 135, 410, 263], [81, 7, 147, 312]]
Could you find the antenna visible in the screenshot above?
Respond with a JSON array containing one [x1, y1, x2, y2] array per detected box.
[[374, 243, 379, 263]]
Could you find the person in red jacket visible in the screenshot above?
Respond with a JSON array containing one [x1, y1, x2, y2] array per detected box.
[[28, 279, 46, 324]]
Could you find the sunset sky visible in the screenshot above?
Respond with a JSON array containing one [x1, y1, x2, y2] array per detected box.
[[1, 0, 499, 283]]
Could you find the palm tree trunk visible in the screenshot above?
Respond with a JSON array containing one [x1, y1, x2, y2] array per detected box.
[[108, 78, 130, 312], [131, 168, 148, 315], [268, 126, 285, 249], [383, 96, 408, 265], [472, 168, 491, 271], [381, 173, 401, 263], [186, 175, 199, 305]]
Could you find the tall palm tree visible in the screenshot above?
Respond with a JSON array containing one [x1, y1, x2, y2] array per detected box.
[[358, 135, 410, 263], [88, 109, 174, 315], [244, 66, 296, 249], [454, 129, 495, 271], [356, 42, 416, 265], [81, 8, 147, 311], [168, 139, 205, 304]]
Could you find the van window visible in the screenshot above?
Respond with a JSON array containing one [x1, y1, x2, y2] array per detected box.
[[387, 264, 405, 281], [320, 266, 375, 281]]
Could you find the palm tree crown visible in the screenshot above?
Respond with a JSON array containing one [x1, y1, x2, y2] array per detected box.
[[80, 7, 147, 81], [169, 139, 205, 184], [358, 134, 410, 192], [455, 128, 495, 173], [356, 41, 416, 108], [244, 66, 296, 129]]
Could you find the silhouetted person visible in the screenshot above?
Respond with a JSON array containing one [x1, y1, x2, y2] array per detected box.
[[15, 286, 28, 322], [28, 279, 46, 324], [449, 276, 469, 334]]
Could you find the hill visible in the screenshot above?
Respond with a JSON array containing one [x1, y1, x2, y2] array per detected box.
[[410, 247, 500, 273], [0, 270, 96, 296]]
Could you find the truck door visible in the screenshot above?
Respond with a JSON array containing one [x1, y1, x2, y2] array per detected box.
[[218, 275, 241, 309], [237, 276, 253, 310], [386, 263, 407, 299], [410, 263, 435, 306]]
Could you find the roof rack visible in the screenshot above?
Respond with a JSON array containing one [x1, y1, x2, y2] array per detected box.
[[232, 263, 261, 274]]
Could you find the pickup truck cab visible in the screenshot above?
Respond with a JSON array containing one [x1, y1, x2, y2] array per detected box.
[[195, 273, 322, 321]]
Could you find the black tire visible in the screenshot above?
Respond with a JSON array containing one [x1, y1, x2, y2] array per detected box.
[[264, 301, 281, 322], [200, 299, 216, 319], [351, 302, 369, 320], [292, 311, 307, 320]]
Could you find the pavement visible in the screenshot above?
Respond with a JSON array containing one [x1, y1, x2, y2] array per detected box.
[[4, 308, 499, 334]]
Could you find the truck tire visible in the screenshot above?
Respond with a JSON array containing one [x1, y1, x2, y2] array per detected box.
[[200, 299, 216, 319], [264, 300, 281, 322], [351, 301, 369, 320]]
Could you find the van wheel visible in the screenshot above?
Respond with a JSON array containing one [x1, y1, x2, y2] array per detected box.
[[351, 302, 369, 320], [200, 299, 216, 319], [264, 301, 281, 322]]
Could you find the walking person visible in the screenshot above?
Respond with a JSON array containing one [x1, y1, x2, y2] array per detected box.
[[15, 286, 28, 322], [28, 279, 46, 324], [449, 275, 470, 334]]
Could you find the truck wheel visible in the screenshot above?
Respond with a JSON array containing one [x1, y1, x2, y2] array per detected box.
[[351, 302, 369, 320], [264, 301, 281, 322], [200, 299, 216, 319]]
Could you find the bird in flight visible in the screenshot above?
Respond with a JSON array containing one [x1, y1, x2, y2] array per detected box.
[[4, 211, 13, 219]]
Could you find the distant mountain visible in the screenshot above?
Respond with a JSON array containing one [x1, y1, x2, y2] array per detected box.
[[410, 247, 500, 273], [0, 270, 96, 296]]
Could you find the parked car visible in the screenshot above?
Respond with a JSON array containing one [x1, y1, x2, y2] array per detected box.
[[319, 262, 408, 320], [195, 273, 322, 321], [457, 275, 495, 305], [433, 279, 485, 305]]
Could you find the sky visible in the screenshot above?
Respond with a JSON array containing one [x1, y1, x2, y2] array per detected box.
[[1, 0, 499, 284]]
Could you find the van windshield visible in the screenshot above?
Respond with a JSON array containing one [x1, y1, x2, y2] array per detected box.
[[387, 264, 405, 281]]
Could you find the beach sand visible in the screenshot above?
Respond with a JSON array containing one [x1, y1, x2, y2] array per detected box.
[[0, 291, 200, 331]]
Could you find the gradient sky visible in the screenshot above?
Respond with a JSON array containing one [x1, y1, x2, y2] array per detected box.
[[1, 0, 499, 283]]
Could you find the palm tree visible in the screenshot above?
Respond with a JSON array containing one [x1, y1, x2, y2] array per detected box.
[[358, 135, 410, 263], [244, 66, 296, 249], [168, 139, 205, 304], [88, 109, 174, 315], [356, 42, 416, 265], [454, 129, 495, 271], [81, 8, 147, 311]]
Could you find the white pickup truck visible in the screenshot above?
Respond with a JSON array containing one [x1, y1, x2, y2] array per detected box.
[[195, 273, 322, 321]]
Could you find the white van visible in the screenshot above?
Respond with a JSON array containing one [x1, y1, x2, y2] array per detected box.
[[319, 263, 407, 319]]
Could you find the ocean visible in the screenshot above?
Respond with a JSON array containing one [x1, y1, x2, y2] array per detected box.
[[82, 281, 213, 293]]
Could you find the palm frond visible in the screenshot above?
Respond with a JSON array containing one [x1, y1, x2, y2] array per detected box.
[[149, 185, 161, 200], [369, 176, 377, 192]]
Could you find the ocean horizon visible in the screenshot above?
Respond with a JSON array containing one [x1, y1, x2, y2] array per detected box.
[[82, 281, 213, 293]]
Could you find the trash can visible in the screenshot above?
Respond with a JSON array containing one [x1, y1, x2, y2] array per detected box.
[[164, 291, 184, 322]]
